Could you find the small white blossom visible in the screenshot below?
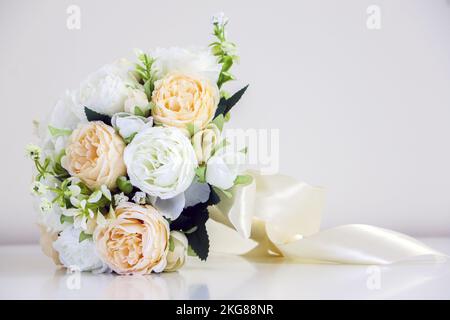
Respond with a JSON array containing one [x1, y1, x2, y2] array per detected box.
[[53, 226, 109, 272], [31, 181, 47, 196], [212, 12, 229, 26], [39, 198, 53, 213], [26, 144, 42, 161], [132, 191, 147, 205], [114, 192, 129, 206]]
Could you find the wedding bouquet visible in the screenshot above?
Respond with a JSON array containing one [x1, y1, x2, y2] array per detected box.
[[27, 13, 249, 275]]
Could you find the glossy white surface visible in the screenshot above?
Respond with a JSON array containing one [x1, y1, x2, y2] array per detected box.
[[0, 238, 449, 300]]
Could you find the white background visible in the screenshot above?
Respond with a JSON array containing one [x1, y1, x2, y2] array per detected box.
[[0, 0, 449, 244]]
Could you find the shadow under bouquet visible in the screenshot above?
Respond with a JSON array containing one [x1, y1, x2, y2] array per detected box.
[[27, 13, 250, 275]]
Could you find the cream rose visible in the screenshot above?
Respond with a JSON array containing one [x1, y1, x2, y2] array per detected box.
[[192, 123, 221, 164], [164, 231, 188, 272], [151, 73, 219, 130], [94, 202, 170, 275], [62, 122, 126, 189]]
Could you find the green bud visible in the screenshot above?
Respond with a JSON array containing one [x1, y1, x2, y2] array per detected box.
[[117, 176, 133, 194]]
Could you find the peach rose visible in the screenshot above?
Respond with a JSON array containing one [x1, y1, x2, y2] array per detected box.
[[93, 202, 169, 275], [151, 73, 219, 130], [62, 121, 126, 189]]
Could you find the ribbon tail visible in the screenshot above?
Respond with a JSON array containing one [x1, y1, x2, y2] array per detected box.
[[207, 171, 448, 265]]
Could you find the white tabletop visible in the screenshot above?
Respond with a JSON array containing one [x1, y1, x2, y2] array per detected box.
[[1, 238, 449, 300]]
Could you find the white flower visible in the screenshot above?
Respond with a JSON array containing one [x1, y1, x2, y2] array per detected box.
[[111, 112, 153, 140], [25, 144, 41, 161], [191, 123, 221, 164], [212, 12, 229, 26], [30, 181, 47, 196], [114, 192, 129, 206], [165, 231, 188, 272], [75, 59, 136, 116], [39, 198, 53, 213], [132, 192, 147, 205], [53, 226, 108, 272], [151, 47, 220, 84], [124, 89, 150, 115], [206, 147, 245, 190], [124, 126, 197, 199]]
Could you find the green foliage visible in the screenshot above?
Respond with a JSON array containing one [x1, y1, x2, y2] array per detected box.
[[135, 52, 156, 100], [210, 18, 239, 88]]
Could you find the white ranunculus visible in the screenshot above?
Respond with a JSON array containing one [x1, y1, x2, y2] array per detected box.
[[165, 231, 188, 272], [151, 47, 220, 84], [53, 226, 109, 272], [206, 148, 246, 190], [111, 112, 153, 140], [75, 59, 136, 116], [124, 88, 150, 115], [124, 126, 197, 199], [37, 91, 87, 160]]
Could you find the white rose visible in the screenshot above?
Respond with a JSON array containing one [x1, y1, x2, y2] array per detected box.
[[206, 148, 245, 190], [75, 59, 136, 116], [164, 231, 188, 272], [53, 226, 109, 272], [191, 123, 221, 164], [111, 112, 153, 140], [151, 47, 220, 84], [124, 126, 197, 199], [124, 88, 150, 115]]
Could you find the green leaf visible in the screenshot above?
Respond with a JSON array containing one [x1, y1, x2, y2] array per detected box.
[[79, 231, 92, 243], [186, 223, 209, 261], [187, 245, 197, 257], [124, 132, 137, 144], [214, 85, 249, 118], [84, 107, 112, 126], [117, 176, 133, 194], [212, 114, 225, 131], [134, 106, 145, 117], [60, 215, 74, 224], [143, 79, 154, 100], [234, 174, 253, 186], [48, 126, 72, 137]]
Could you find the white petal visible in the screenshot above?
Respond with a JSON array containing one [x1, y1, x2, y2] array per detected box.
[[184, 181, 210, 208], [154, 193, 186, 220]]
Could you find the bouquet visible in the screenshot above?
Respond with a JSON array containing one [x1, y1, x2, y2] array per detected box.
[[28, 13, 446, 276], [27, 13, 249, 275]]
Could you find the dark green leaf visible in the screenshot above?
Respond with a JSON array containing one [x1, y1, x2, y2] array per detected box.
[[84, 107, 112, 126], [186, 223, 209, 261], [214, 85, 249, 118]]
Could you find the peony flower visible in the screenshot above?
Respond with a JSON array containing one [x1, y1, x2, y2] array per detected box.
[[124, 126, 197, 199], [191, 123, 221, 164], [165, 231, 188, 272], [62, 122, 126, 189], [111, 112, 153, 140], [151, 47, 220, 84], [93, 202, 170, 275], [151, 73, 219, 130], [53, 226, 109, 272], [75, 59, 136, 116], [206, 147, 245, 190], [124, 88, 150, 115]]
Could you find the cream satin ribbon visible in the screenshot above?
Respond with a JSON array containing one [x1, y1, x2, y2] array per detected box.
[[207, 172, 448, 264]]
